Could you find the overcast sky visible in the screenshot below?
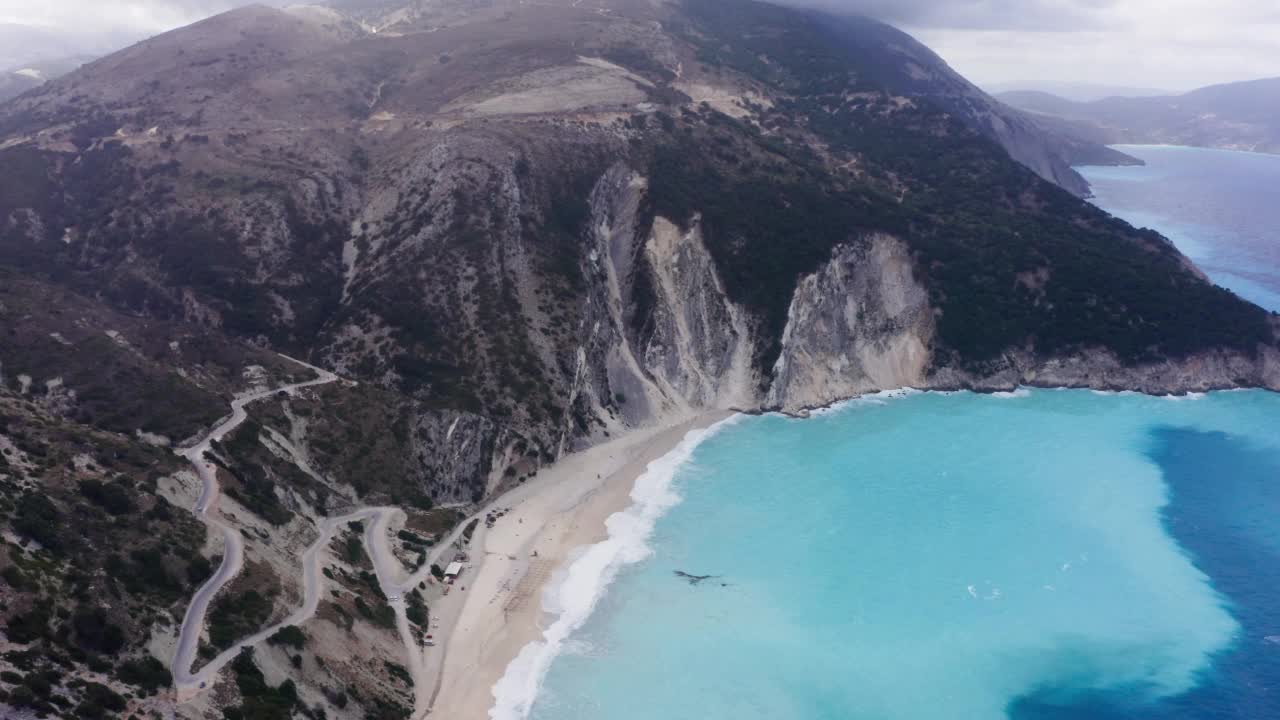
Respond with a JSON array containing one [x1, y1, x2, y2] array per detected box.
[[0, 0, 239, 35], [1, 0, 1277, 93], [898, 0, 1280, 93]]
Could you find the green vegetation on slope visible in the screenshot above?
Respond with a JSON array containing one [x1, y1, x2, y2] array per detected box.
[[657, 0, 1274, 370], [643, 108, 901, 371], [0, 395, 206, 711], [223, 648, 299, 720]]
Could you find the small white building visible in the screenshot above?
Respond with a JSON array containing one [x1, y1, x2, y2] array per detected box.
[[444, 561, 463, 579]]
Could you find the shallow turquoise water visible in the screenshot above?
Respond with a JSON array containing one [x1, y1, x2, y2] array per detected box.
[[1078, 145, 1280, 312], [513, 390, 1280, 720]]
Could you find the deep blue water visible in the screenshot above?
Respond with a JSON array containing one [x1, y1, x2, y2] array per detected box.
[[501, 390, 1280, 720], [1014, 424, 1280, 720], [1078, 145, 1280, 312]]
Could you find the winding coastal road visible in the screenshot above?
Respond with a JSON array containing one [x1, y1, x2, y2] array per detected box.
[[170, 354, 504, 717], [172, 356, 340, 694]]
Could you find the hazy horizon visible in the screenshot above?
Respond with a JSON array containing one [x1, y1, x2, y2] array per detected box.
[[1, 0, 1277, 93]]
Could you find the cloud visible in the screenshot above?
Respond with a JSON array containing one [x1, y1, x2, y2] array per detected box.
[[0, 0, 291, 68], [0, 1, 270, 35], [805, 0, 1119, 32], [0, 0, 1275, 92], [776, 0, 1279, 90], [0, 0, 1127, 36], [906, 0, 1280, 91]]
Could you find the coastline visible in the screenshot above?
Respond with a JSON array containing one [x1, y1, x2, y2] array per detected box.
[[422, 389, 1280, 720], [426, 411, 734, 719], [1105, 143, 1280, 158], [767, 383, 1247, 420], [418, 382, 1280, 717]]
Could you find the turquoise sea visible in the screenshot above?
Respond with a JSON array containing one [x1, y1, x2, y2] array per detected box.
[[1078, 145, 1280, 312], [489, 145, 1280, 720], [497, 389, 1280, 720]]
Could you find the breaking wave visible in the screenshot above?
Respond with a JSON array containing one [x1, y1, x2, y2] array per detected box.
[[488, 415, 742, 720], [808, 387, 922, 416]]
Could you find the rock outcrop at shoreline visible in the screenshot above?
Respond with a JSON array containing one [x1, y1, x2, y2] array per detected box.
[[566, 165, 1280, 417], [766, 235, 934, 410], [2, 0, 1275, 508], [928, 345, 1280, 398], [583, 207, 1280, 416]]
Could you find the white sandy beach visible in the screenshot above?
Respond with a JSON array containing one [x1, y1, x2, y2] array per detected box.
[[424, 412, 732, 719]]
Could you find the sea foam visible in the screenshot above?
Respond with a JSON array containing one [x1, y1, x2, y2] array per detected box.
[[489, 416, 742, 720], [514, 390, 1267, 720], [808, 387, 922, 416]]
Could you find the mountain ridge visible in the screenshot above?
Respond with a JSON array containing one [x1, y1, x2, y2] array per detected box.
[[999, 76, 1280, 155], [1, 1, 1277, 718], [795, 11, 1141, 193]]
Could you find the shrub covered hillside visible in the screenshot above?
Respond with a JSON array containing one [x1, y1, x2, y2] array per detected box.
[[650, 0, 1276, 374], [0, 0, 1273, 446], [0, 0, 1277, 715], [0, 394, 195, 717]]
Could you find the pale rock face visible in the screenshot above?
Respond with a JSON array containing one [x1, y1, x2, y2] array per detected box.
[[767, 235, 933, 411], [639, 216, 759, 411], [585, 165, 671, 430], [579, 167, 760, 439], [576, 177, 1279, 425]]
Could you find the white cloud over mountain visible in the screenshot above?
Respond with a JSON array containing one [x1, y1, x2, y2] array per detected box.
[[0, 0, 1275, 91]]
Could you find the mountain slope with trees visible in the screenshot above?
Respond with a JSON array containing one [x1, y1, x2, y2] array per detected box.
[[1, 1, 1277, 717]]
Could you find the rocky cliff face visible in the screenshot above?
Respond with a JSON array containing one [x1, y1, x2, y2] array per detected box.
[[0, 0, 1273, 471], [2, 1, 1279, 716], [535, 164, 761, 439], [636, 216, 760, 411], [766, 235, 933, 412], [0, 0, 1274, 501], [624, 226, 1274, 412], [504, 161, 1280, 422]]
